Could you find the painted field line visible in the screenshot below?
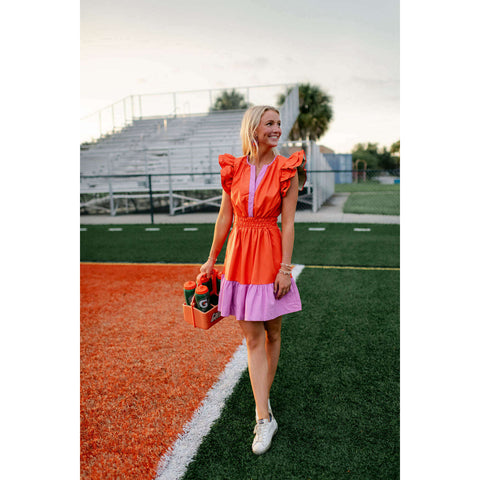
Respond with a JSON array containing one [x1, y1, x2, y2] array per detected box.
[[145, 227, 160, 231], [155, 339, 248, 480], [155, 264, 305, 480], [80, 228, 87, 231], [308, 227, 326, 231], [354, 228, 371, 232], [183, 228, 198, 231], [108, 228, 123, 231], [306, 265, 399, 272]]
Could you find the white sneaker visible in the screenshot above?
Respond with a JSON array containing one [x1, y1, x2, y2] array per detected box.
[[255, 398, 272, 423], [252, 415, 278, 455]]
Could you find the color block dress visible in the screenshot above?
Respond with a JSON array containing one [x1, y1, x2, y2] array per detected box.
[[217, 151, 307, 321]]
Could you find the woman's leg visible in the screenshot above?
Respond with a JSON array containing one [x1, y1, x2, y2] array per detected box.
[[264, 316, 282, 393], [238, 320, 270, 420]]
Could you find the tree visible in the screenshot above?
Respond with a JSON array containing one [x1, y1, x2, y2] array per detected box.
[[390, 140, 400, 156], [389, 140, 400, 168], [352, 141, 400, 170], [352, 142, 381, 170], [278, 83, 333, 141], [210, 89, 250, 112]]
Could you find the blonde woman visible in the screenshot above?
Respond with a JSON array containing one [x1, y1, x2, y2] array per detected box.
[[199, 105, 306, 454]]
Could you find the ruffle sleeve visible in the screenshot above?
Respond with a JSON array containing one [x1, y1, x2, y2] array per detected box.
[[218, 154, 236, 195], [280, 150, 307, 198]]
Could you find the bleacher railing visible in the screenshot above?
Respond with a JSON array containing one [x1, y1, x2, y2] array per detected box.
[[306, 141, 335, 212], [278, 85, 299, 142], [81, 83, 297, 144]]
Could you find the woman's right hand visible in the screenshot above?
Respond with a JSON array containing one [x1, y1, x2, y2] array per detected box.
[[197, 257, 216, 283]]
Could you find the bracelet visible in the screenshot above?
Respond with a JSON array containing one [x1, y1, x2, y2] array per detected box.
[[278, 269, 292, 276], [280, 262, 294, 269], [208, 255, 217, 263]]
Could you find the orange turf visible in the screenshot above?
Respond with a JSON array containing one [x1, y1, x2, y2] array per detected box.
[[80, 263, 244, 479]]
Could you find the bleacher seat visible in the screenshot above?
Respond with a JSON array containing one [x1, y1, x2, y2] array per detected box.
[[81, 87, 303, 214], [80, 110, 244, 184]]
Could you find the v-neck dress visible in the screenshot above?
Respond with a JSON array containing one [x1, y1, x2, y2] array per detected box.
[[217, 151, 307, 321]]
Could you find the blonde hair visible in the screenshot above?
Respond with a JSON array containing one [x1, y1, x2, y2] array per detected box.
[[240, 105, 280, 158]]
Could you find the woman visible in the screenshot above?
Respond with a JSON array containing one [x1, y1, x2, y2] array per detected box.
[[198, 105, 306, 455]]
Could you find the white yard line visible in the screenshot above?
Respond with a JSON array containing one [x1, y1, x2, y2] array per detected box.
[[155, 264, 305, 480]]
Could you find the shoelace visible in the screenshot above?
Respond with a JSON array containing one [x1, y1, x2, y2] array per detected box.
[[253, 421, 270, 443]]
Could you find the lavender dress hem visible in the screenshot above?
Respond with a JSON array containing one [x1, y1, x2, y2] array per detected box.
[[218, 278, 302, 322]]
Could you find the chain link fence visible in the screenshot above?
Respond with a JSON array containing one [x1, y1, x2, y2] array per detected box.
[[80, 168, 399, 219], [333, 169, 400, 216]]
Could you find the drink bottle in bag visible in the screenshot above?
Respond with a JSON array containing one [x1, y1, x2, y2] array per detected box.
[[213, 269, 222, 294], [183, 281, 196, 305], [198, 273, 213, 294], [209, 269, 221, 305], [194, 285, 211, 312]]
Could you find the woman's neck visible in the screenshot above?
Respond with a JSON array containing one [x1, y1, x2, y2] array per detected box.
[[251, 147, 275, 166]]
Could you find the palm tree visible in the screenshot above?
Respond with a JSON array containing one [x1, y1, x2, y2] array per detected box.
[[210, 89, 250, 112], [278, 83, 333, 141], [390, 140, 400, 155]]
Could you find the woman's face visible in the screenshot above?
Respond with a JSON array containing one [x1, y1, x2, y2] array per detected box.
[[255, 110, 282, 149]]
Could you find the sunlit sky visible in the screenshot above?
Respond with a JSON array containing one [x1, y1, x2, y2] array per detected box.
[[81, 0, 399, 153]]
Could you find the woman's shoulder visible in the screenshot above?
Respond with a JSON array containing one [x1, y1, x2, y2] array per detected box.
[[219, 153, 246, 166], [276, 150, 306, 168], [277, 150, 307, 193], [219, 154, 247, 194]]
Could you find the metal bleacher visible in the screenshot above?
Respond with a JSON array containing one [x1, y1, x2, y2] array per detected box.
[[81, 86, 304, 215]]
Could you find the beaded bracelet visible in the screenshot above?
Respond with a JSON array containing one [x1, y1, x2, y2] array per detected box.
[[280, 262, 294, 269], [278, 269, 292, 276]]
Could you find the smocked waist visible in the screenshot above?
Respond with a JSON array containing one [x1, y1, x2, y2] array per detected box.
[[233, 216, 279, 229]]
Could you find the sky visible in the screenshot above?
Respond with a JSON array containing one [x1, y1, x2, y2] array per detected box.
[[81, 0, 399, 153]]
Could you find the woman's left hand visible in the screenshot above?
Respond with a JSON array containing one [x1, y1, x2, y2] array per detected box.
[[274, 272, 292, 299]]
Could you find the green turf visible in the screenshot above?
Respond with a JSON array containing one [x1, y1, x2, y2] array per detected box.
[[335, 183, 400, 194], [182, 267, 400, 480], [334, 183, 400, 216], [80, 221, 400, 477], [342, 192, 400, 216], [80, 224, 226, 264], [80, 223, 399, 268]]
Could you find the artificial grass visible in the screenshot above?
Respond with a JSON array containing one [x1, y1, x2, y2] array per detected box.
[[182, 267, 400, 480], [80, 223, 399, 268], [335, 183, 400, 194], [80, 224, 226, 264], [293, 224, 399, 268], [343, 192, 400, 216]]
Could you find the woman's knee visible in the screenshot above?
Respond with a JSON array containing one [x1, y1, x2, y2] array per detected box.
[[239, 321, 266, 350], [265, 318, 282, 344], [265, 328, 281, 345]]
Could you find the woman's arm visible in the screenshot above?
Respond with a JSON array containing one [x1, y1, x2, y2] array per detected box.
[[275, 171, 299, 299], [198, 190, 233, 280]]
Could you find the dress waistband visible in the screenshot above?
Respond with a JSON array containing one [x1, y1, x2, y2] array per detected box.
[[234, 216, 278, 229]]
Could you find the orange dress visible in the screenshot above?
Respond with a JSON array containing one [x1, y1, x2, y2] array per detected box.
[[217, 151, 307, 321]]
